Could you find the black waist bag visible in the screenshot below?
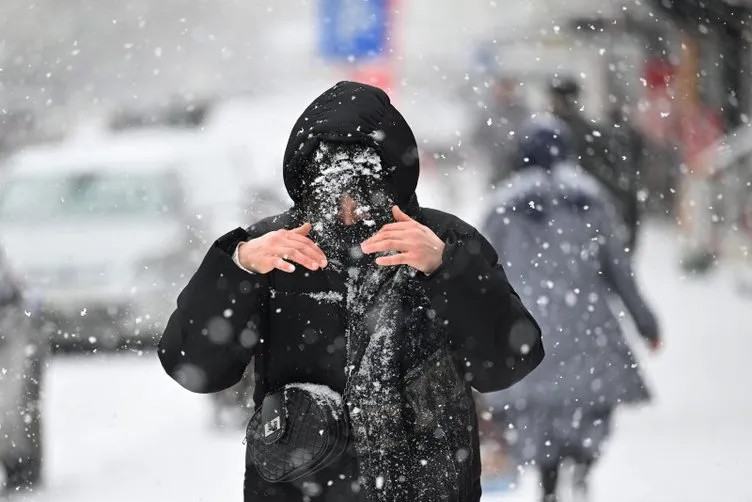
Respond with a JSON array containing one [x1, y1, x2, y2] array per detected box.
[[246, 383, 348, 483]]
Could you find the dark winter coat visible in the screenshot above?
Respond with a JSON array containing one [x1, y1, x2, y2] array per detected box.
[[158, 82, 543, 502], [606, 117, 645, 248], [554, 109, 639, 243], [481, 164, 658, 463]]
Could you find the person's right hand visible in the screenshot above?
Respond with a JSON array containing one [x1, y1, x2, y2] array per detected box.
[[237, 222, 327, 274]]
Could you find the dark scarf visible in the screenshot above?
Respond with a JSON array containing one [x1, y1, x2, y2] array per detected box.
[[340, 254, 458, 501], [342, 260, 411, 500]]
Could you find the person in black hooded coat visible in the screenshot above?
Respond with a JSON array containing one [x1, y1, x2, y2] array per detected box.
[[158, 81, 543, 502]]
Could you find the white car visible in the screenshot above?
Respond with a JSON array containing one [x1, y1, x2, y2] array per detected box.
[[0, 129, 250, 350]]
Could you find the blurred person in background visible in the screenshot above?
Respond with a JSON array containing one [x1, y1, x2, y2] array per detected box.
[[635, 59, 682, 217], [607, 104, 645, 250], [472, 76, 530, 187], [0, 249, 47, 495], [676, 99, 723, 274], [549, 77, 639, 248], [481, 118, 661, 502], [158, 81, 544, 502]]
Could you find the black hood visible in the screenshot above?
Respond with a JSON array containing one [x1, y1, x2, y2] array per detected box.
[[283, 81, 420, 210]]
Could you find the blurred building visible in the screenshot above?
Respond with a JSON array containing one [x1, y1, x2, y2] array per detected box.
[[2, 0, 751, 160]]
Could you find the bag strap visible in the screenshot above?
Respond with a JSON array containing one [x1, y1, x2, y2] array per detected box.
[[253, 288, 271, 407]]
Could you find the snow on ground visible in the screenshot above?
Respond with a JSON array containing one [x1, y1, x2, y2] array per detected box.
[[7, 353, 244, 502], [4, 220, 751, 502]]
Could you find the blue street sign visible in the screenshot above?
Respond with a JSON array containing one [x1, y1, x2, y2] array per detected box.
[[319, 0, 388, 61]]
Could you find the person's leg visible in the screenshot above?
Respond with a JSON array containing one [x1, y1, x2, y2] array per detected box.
[[571, 460, 592, 502], [566, 408, 614, 502], [539, 461, 560, 502], [535, 411, 565, 502]]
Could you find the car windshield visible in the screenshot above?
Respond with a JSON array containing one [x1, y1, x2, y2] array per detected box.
[[0, 169, 181, 223]]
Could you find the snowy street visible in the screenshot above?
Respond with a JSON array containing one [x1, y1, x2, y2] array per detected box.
[[3, 221, 749, 502], [2, 0, 751, 500]]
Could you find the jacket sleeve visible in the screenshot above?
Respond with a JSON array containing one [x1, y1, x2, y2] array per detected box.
[[418, 229, 544, 393], [157, 226, 270, 394], [595, 211, 660, 342]]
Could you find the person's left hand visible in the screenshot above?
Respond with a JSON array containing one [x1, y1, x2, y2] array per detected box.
[[360, 205, 445, 274]]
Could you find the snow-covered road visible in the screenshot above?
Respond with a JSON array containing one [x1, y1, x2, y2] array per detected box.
[[6, 221, 751, 502]]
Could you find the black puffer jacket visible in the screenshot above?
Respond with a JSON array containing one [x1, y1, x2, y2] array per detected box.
[[158, 81, 543, 501]]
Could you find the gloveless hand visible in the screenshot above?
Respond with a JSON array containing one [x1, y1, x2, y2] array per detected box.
[[237, 222, 327, 274], [360, 206, 445, 274]]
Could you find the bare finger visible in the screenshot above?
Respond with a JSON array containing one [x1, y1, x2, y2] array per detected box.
[[275, 247, 320, 271], [283, 233, 328, 265], [272, 256, 296, 273], [361, 239, 409, 254], [375, 253, 413, 267], [362, 228, 413, 246], [285, 231, 324, 249], [392, 205, 413, 222], [277, 240, 322, 260], [290, 222, 313, 236], [376, 221, 416, 233], [282, 243, 325, 268]]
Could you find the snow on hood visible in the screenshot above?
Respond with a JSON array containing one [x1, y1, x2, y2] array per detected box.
[[282, 81, 420, 210], [492, 162, 609, 218]]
